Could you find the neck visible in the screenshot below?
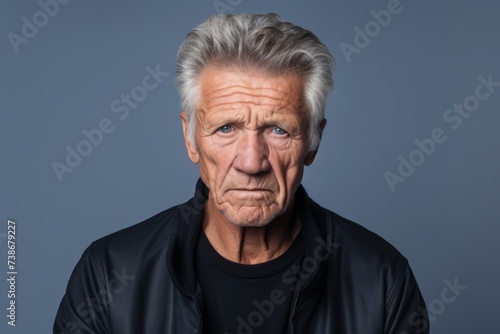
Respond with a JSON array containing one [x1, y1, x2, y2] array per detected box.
[[202, 201, 301, 265]]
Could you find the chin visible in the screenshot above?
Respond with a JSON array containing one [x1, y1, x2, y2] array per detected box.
[[222, 208, 281, 228]]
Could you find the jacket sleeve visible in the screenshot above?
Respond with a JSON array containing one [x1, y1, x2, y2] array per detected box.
[[53, 245, 111, 334], [384, 261, 429, 334]]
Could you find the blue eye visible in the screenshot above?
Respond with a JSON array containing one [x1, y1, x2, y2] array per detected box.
[[273, 127, 287, 135], [218, 125, 233, 133]]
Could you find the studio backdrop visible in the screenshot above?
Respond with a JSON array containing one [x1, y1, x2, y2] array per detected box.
[[1, 0, 499, 332]]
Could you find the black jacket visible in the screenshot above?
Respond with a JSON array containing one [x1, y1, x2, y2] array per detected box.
[[54, 180, 429, 333]]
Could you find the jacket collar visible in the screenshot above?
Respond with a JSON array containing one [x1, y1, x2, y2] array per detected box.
[[167, 178, 208, 297]]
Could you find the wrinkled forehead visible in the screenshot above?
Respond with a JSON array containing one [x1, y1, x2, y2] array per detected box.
[[197, 66, 305, 109]]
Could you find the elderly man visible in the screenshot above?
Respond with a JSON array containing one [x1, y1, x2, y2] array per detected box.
[[54, 13, 429, 334]]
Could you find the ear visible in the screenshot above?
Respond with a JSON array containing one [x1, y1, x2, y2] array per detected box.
[[304, 118, 327, 166], [180, 111, 199, 164]]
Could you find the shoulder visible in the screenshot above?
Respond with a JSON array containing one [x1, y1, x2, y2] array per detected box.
[[81, 203, 185, 267], [306, 199, 428, 331], [308, 198, 408, 274], [308, 199, 419, 306], [55, 203, 192, 331]]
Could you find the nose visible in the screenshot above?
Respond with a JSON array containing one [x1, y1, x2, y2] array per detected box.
[[232, 132, 271, 175]]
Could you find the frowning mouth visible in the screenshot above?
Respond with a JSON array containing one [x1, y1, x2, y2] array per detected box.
[[230, 189, 271, 192]]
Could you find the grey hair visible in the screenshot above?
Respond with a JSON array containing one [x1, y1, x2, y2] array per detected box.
[[176, 13, 335, 151]]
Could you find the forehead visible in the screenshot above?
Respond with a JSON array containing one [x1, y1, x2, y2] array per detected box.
[[198, 67, 304, 111]]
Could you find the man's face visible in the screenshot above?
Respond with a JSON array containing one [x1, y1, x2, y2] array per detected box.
[[181, 67, 323, 227]]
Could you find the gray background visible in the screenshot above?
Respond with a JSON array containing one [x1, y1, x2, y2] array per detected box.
[[1, 0, 499, 332]]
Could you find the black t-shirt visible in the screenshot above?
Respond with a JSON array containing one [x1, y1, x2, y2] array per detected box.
[[195, 228, 305, 334]]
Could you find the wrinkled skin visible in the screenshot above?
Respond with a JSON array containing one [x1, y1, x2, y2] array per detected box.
[[181, 67, 325, 263]]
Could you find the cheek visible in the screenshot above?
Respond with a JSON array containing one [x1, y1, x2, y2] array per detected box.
[[268, 145, 307, 193], [198, 140, 234, 178], [269, 140, 308, 170]]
